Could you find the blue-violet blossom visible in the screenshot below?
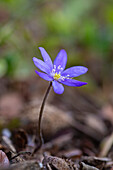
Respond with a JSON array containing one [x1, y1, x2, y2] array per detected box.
[[33, 47, 88, 94]]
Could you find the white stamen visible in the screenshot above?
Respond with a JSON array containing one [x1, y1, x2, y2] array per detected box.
[[53, 65, 56, 69], [52, 65, 56, 74], [59, 75, 71, 81], [60, 76, 65, 81], [58, 65, 61, 69], [58, 65, 63, 70], [52, 69, 55, 73]]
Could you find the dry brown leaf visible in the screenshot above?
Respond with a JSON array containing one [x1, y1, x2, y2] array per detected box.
[[85, 114, 107, 135], [12, 129, 28, 152], [99, 133, 113, 157], [2, 136, 16, 153], [6, 160, 42, 170], [43, 153, 76, 170], [0, 150, 9, 168], [81, 156, 111, 169], [59, 149, 82, 159], [105, 161, 113, 169], [44, 132, 73, 151], [101, 104, 113, 124], [111, 167, 113, 170], [21, 99, 106, 141], [22, 100, 73, 137], [80, 162, 99, 170]]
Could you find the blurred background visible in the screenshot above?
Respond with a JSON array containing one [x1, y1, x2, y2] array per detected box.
[[0, 1, 113, 163], [0, 0, 113, 97]]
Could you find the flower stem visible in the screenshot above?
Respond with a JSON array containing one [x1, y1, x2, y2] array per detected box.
[[33, 81, 52, 153]]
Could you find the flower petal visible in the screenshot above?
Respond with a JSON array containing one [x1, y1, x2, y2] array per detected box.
[[35, 70, 53, 81], [60, 78, 87, 87], [33, 57, 51, 74], [61, 66, 88, 77], [39, 47, 53, 70], [54, 49, 67, 73], [52, 80, 64, 94]]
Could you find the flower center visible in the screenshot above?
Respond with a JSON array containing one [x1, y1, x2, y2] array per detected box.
[[54, 73, 61, 80]]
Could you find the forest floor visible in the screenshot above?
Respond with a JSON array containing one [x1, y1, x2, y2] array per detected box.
[[0, 77, 113, 170]]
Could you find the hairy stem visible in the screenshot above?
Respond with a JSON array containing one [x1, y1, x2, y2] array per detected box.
[[33, 81, 52, 153]]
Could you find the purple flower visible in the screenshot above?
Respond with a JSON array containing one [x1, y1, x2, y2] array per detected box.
[[33, 47, 88, 94]]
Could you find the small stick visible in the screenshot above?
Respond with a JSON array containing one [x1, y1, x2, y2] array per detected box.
[[10, 151, 31, 161]]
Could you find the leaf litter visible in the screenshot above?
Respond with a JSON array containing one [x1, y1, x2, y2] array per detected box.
[[0, 77, 113, 170]]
